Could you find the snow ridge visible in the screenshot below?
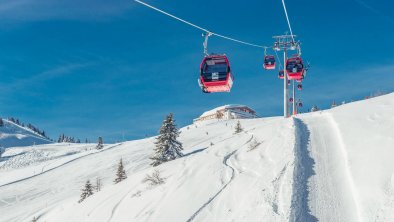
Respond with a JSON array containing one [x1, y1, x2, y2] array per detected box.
[[299, 113, 362, 221], [327, 114, 363, 221], [0, 119, 52, 148]]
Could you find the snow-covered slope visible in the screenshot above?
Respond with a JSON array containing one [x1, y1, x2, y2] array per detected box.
[[0, 119, 52, 148], [0, 93, 393, 222]]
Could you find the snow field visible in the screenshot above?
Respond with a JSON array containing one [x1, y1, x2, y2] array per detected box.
[[1, 93, 394, 222]]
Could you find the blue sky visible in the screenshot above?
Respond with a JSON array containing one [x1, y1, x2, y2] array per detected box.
[[0, 0, 393, 142]]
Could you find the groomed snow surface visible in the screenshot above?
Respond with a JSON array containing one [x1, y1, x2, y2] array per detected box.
[[1, 93, 394, 222]]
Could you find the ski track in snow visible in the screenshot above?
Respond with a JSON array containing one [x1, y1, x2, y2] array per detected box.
[[186, 134, 253, 222], [107, 189, 135, 222], [0, 144, 123, 188], [294, 115, 362, 222], [290, 118, 318, 222], [271, 163, 289, 216]]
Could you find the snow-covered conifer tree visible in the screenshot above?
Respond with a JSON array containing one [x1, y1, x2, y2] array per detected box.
[[96, 137, 104, 150], [0, 147, 5, 158], [150, 113, 183, 166], [331, 101, 337, 108], [78, 180, 94, 203], [114, 158, 127, 184], [0, 118, 4, 127], [234, 120, 243, 134]]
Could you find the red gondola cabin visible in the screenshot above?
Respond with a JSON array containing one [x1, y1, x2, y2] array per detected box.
[[278, 70, 284, 79], [199, 55, 233, 93], [286, 56, 305, 81], [263, 55, 276, 70]]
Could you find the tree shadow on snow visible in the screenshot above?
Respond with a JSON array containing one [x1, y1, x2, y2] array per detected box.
[[290, 118, 318, 222], [183, 148, 207, 157]]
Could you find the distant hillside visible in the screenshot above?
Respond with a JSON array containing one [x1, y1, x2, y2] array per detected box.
[[0, 119, 53, 148]]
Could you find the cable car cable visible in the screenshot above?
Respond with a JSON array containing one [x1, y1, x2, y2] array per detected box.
[[135, 0, 270, 49], [281, 0, 296, 43]]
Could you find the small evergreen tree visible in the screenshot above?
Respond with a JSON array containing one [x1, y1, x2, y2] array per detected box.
[[0, 147, 5, 158], [78, 180, 94, 203], [114, 158, 127, 184], [0, 118, 3, 127], [311, 105, 319, 112], [331, 101, 337, 108], [96, 137, 104, 150], [150, 113, 183, 166], [32, 217, 38, 222], [9, 117, 15, 123], [234, 121, 243, 134], [58, 134, 66, 143]]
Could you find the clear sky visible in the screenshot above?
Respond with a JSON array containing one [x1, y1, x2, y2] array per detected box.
[[0, 0, 393, 143]]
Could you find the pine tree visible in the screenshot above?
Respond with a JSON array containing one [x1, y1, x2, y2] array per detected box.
[[150, 113, 183, 166], [114, 158, 127, 184], [0, 118, 3, 127], [234, 121, 243, 134], [0, 147, 5, 158], [32, 217, 37, 222], [78, 180, 94, 203], [311, 105, 319, 112], [96, 137, 104, 149], [331, 100, 337, 108]]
